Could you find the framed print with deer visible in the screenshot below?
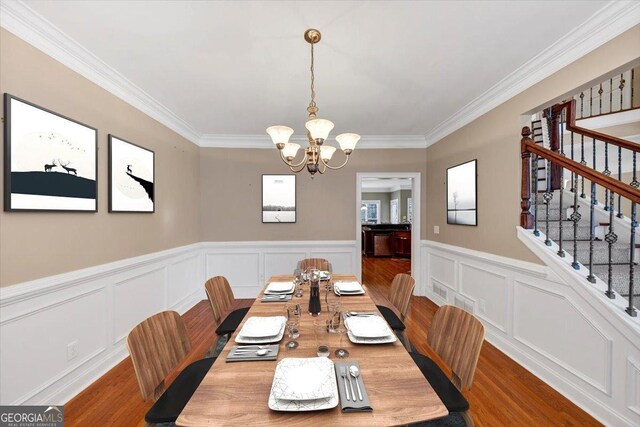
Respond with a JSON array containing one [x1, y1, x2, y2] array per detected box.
[[3, 94, 98, 212], [446, 159, 477, 226], [108, 135, 155, 213]]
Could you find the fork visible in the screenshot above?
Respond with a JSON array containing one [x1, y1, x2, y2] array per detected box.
[[340, 366, 351, 401]]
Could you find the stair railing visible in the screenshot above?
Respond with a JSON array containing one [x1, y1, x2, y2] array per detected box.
[[521, 99, 640, 317], [574, 68, 636, 119]]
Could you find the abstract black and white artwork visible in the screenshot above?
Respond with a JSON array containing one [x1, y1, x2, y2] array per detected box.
[[262, 174, 296, 223], [447, 159, 477, 226], [4, 94, 98, 211], [108, 135, 154, 213]]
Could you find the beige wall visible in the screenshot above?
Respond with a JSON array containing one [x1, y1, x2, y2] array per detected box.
[[0, 29, 201, 286], [426, 25, 640, 264], [199, 148, 427, 241]]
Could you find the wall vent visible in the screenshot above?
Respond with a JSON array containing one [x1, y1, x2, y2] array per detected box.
[[454, 295, 474, 314], [432, 282, 448, 300]]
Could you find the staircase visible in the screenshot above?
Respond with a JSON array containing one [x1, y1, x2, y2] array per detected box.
[[534, 190, 639, 301], [520, 67, 639, 317]]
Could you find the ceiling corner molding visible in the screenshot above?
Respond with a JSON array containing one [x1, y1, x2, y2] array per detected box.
[[423, 0, 640, 148], [0, 0, 201, 144], [198, 134, 427, 149]]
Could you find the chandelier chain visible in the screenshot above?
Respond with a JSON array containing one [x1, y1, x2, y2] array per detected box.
[[309, 42, 316, 109]]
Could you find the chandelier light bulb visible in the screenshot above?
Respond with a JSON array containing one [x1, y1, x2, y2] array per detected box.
[[266, 126, 294, 147], [336, 133, 360, 153], [305, 119, 334, 142], [281, 142, 300, 160], [320, 145, 336, 161]]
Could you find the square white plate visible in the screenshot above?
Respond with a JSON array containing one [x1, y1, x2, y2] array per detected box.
[[346, 315, 393, 338], [269, 358, 338, 411], [237, 316, 285, 338], [347, 329, 397, 345], [266, 281, 295, 293], [235, 321, 286, 344], [334, 281, 364, 293]]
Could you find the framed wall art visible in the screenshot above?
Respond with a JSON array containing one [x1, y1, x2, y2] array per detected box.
[[108, 135, 155, 213], [446, 159, 477, 226], [262, 174, 296, 223], [3, 93, 98, 212]]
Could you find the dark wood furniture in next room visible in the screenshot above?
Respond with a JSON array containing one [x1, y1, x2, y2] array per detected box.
[[362, 224, 411, 258]]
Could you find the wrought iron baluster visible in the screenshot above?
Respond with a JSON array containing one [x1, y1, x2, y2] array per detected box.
[[558, 110, 565, 257], [580, 91, 585, 120], [604, 142, 610, 211], [592, 138, 598, 205], [532, 152, 540, 236], [544, 157, 553, 246], [570, 131, 580, 270], [628, 153, 638, 316], [617, 146, 624, 218], [598, 83, 603, 115], [590, 86, 593, 117], [580, 135, 586, 198], [619, 73, 625, 111], [587, 181, 597, 284], [609, 78, 613, 113], [605, 190, 617, 299]]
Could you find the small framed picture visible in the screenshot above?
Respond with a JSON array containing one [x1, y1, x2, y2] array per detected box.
[[262, 174, 296, 223], [447, 159, 477, 226], [108, 135, 155, 213], [4, 94, 98, 211]]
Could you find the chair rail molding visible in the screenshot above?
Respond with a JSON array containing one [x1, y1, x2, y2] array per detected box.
[[420, 238, 640, 426]]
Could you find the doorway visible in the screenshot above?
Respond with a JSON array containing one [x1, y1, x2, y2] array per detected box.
[[355, 173, 421, 290]]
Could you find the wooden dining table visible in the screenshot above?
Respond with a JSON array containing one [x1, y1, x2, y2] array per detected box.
[[177, 274, 448, 426]]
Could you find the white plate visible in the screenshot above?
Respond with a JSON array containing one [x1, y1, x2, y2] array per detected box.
[[334, 286, 365, 296], [346, 315, 393, 338], [347, 329, 397, 344], [334, 281, 363, 292], [269, 358, 339, 411], [237, 316, 286, 338], [235, 319, 286, 344], [266, 281, 295, 293]]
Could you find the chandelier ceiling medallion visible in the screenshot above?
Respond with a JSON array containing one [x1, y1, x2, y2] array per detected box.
[[266, 29, 360, 177]]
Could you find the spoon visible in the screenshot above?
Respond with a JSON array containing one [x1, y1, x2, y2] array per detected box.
[[234, 348, 271, 356], [349, 365, 363, 401], [264, 294, 286, 299], [348, 312, 375, 317]]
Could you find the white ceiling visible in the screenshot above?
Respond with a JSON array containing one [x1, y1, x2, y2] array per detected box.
[[10, 1, 628, 144]]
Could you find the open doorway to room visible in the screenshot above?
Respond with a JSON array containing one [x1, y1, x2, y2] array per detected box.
[[355, 173, 421, 294]]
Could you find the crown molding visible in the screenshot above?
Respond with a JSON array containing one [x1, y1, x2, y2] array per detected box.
[[198, 134, 427, 149], [423, 1, 640, 148], [0, 0, 201, 144]]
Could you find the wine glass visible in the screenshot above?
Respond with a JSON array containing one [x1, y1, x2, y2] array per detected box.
[[293, 268, 304, 298], [327, 300, 341, 333], [333, 312, 350, 358], [285, 304, 301, 349]]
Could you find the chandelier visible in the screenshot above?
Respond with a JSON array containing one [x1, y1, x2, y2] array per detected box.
[[266, 29, 360, 176]]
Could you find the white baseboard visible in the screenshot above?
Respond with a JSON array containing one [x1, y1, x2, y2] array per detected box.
[[0, 240, 357, 406], [420, 239, 640, 426]]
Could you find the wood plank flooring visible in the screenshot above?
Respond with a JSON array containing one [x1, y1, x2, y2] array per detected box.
[[63, 257, 600, 426]]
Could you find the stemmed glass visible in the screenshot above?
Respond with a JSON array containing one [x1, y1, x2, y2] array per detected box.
[[285, 304, 301, 349], [293, 268, 304, 298], [333, 312, 350, 358]]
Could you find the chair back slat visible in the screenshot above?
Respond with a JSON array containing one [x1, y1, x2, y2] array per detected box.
[[388, 273, 415, 320], [204, 276, 235, 325], [126, 311, 191, 401], [427, 305, 485, 391], [299, 258, 332, 272]]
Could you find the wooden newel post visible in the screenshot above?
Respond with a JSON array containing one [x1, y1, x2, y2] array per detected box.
[[520, 126, 534, 229]]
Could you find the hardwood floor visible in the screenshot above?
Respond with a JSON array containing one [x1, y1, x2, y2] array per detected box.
[[63, 257, 600, 426]]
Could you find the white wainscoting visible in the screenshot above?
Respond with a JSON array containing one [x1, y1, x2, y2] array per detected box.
[[201, 241, 358, 298], [419, 240, 640, 426], [0, 240, 357, 406]]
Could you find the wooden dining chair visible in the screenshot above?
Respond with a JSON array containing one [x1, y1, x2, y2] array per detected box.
[[376, 273, 415, 333], [204, 276, 250, 340], [410, 305, 485, 426], [126, 311, 215, 425], [298, 258, 333, 272]]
